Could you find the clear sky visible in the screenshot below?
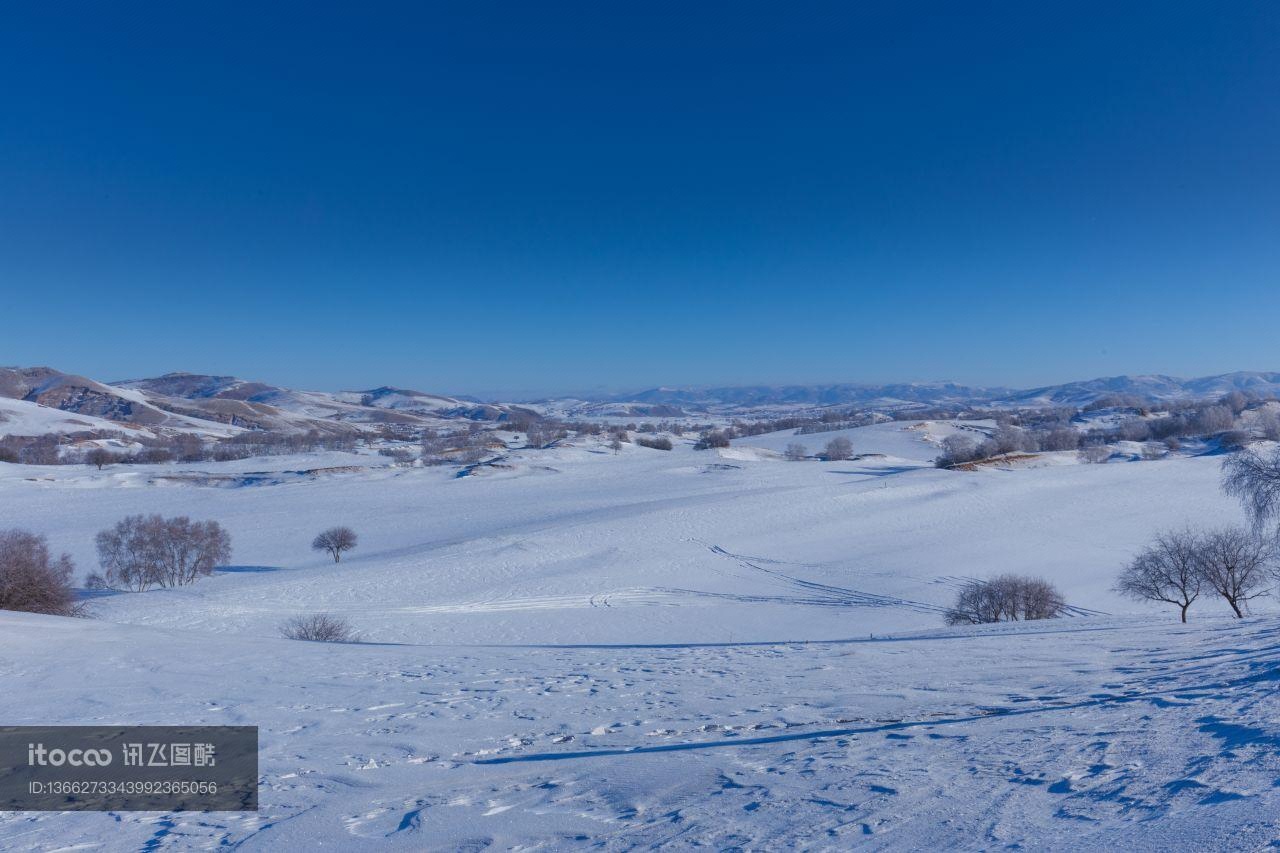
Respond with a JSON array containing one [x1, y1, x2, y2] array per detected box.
[[2, 2, 1278, 398]]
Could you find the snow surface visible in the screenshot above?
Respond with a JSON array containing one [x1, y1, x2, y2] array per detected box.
[[2, 423, 1278, 849]]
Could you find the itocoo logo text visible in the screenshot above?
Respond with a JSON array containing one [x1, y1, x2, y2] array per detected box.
[[27, 743, 113, 767]]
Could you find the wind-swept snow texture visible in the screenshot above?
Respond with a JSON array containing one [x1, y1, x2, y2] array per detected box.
[[1, 421, 1277, 849]]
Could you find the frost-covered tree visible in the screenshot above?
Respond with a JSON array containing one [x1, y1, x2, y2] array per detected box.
[[1220, 390, 1250, 415], [1118, 418, 1152, 442], [1255, 409, 1280, 442], [784, 442, 808, 461], [1195, 405, 1235, 434], [1114, 529, 1202, 622], [312, 527, 358, 563], [936, 434, 979, 468], [1041, 428, 1081, 452]]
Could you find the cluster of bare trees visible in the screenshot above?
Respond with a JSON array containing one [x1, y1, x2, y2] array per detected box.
[[0, 517, 365, 616], [93, 515, 233, 591], [824, 437, 854, 461], [694, 429, 732, 450], [217, 429, 357, 460], [635, 436, 673, 450], [0, 529, 82, 616], [945, 575, 1066, 625], [1115, 527, 1273, 621], [0, 428, 370, 468], [1117, 446, 1280, 620], [420, 427, 490, 465], [525, 420, 569, 449]]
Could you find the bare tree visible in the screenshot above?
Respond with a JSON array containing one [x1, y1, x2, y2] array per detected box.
[[1222, 447, 1280, 529], [1114, 529, 1202, 622], [1196, 526, 1273, 617], [944, 574, 1065, 625], [0, 529, 81, 616], [96, 515, 232, 590], [824, 436, 854, 461], [85, 448, 118, 470], [312, 526, 358, 563], [280, 613, 357, 642], [784, 442, 808, 461]]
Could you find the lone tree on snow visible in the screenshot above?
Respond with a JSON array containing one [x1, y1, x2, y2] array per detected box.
[[312, 526, 358, 563], [85, 448, 117, 470], [1114, 529, 1203, 622], [784, 443, 808, 461]]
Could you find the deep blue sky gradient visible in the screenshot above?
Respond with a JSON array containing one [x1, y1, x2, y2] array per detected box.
[[2, 2, 1278, 397]]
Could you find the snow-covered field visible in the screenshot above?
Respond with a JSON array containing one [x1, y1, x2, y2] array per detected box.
[[3, 421, 1278, 849]]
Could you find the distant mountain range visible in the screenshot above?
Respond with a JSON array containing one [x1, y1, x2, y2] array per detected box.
[[595, 372, 1280, 412], [4, 366, 1280, 438]]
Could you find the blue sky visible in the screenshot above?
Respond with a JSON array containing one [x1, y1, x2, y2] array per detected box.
[[2, 2, 1278, 398]]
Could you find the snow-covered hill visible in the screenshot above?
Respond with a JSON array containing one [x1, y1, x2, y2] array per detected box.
[[0, 367, 535, 439], [3, 419, 1278, 847]]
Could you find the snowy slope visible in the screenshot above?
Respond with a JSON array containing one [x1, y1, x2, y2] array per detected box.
[[0, 397, 148, 437], [2, 610, 1278, 849], [1, 430, 1277, 848]]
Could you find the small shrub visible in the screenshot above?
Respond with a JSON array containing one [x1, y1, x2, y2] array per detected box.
[[281, 613, 357, 642]]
